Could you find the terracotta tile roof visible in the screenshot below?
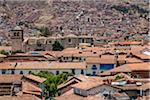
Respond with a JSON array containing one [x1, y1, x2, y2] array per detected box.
[[74, 52, 100, 57], [132, 53, 150, 59], [0, 94, 40, 100], [139, 82, 150, 91], [15, 61, 49, 70], [110, 41, 142, 45], [141, 95, 150, 100], [127, 63, 150, 71], [117, 55, 127, 61], [129, 78, 150, 83], [58, 75, 102, 90], [0, 46, 12, 51], [75, 75, 90, 81], [49, 61, 86, 70], [0, 54, 7, 58], [130, 46, 145, 54], [86, 55, 115, 64], [100, 62, 150, 76], [100, 55, 115, 64], [0, 62, 15, 69], [0, 74, 22, 83], [112, 82, 150, 91], [23, 91, 41, 96], [55, 89, 104, 100], [24, 74, 46, 83], [0, 61, 87, 70], [101, 73, 132, 81], [72, 81, 103, 90], [125, 58, 143, 63], [22, 82, 42, 95], [58, 78, 81, 89], [86, 57, 102, 64]]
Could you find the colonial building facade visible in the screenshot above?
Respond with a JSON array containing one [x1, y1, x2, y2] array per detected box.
[[10, 26, 94, 52]]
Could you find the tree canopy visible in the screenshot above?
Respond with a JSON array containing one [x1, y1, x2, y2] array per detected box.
[[39, 27, 53, 37], [0, 50, 9, 55], [31, 71, 71, 98], [52, 41, 64, 51]]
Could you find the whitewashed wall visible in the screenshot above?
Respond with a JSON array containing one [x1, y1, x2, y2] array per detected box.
[[86, 64, 100, 75], [0, 69, 86, 75]]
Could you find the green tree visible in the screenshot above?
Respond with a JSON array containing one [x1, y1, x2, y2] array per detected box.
[[11, 50, 24, 54], [0, 50, 9, 55], [31, 71, 71, 98], [39, 27, 52, 37], [115, 75, 124, 80], [52, 41, 64, 51]]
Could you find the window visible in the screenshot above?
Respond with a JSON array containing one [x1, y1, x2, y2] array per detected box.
[[14, 32, 17, 36], [56, 71, 59, 75], [66, 57, 69, 60], [37, 43, 42, 47], [81, 70, 84, 74], [75, 57, 78, 60], [14, 32, 19, 36], [82, 39, 85, 43], [28, 71, 32, 74], [68, 38, 72, 43], [93, 71, 96, 76], [49, 41, 52, 44], [17, 32, 19, 36], [72, 57, 74, 61], [71, 69, 75, 75], [20, 71, 23, 74], [79, 58, 82, 61], [2, 70, 6, 74], [11, 70, 15, 74], [92, 65, 97, 70]]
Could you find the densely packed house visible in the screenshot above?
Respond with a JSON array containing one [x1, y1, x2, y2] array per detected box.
[[0, 74, 46, 99], [10, 26, 144, 52], [0, 39, 149, 76], [56, 73, 150, 100]]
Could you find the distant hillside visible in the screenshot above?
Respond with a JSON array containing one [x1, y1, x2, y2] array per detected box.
[[0, 0, 148, 44]]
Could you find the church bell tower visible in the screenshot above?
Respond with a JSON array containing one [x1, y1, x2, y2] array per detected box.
[[10, 26, 24, 51]]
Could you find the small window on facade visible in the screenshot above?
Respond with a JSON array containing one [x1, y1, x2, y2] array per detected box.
[[20, 71, 23, 74], [81, 70, 84, 74], [14, 32, 17, 36], [82, 39, 85, 43], [72, 57, 74, 61], [92, 65, 97, 70], [2, 70, 6, 74], [72, 69, 75, 75], [37, 43, 42, 47], [79, 58, 82, 61], [68, 39, 72, 43], [66, 57, 68, 60], [11, 70, 15, 74], [56, 71, 59, 75], [17, 32, 19, 36], [49, 41, 52, 44], [93, 71, 96, 76], [28, 71, 32, 74]]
